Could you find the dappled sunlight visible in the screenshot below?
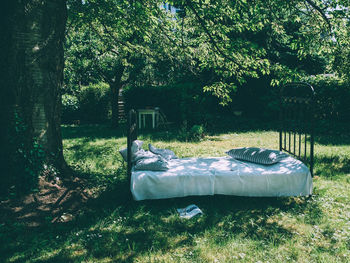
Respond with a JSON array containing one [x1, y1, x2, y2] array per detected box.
[[2, 167, 347, 263], [3, 0, 350, 259], [131, 156, 311, 200], [2, 126, 347, 262], [314, 154, 350, 177], [62, 124, 127, 140], [238, 157, 307, 175], [315, 133, 350, 146]]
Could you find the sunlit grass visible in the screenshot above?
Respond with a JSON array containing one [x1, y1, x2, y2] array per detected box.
[[1, 124, 349, 262]]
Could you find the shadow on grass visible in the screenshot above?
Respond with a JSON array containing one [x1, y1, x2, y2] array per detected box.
[[61, 119, 350, 148], [61, 117, 283, 143], [62, 124, 127, 140], [66, 142, 119, 162], [314, 155, 350, 177], [133, 125, 350, 148], [7, 123, 343, 262], [140, 128, 350, 152], [315, 133, 350, 146], [1, 180, 324, 263]]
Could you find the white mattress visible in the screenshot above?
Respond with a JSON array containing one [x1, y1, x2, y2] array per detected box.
[[130, 156, 313, 201]]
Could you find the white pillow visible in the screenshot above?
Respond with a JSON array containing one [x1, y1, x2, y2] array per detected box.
[[226, 147, 288, 165], [134, 156, 169, 171], [132, 149, 158, 162], [119, 148, 128, 162], [132, 140, 144, 152], [149, 144, 178, 160], [119, 140, 144, 162]]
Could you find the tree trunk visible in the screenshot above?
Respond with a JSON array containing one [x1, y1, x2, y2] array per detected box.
[[110, 65, 125, 128], [0, 1, 15, 191], [1, 0, 68, 191]]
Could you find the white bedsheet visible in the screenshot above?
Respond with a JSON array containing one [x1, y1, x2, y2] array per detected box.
[[130, 156, 312, 201]]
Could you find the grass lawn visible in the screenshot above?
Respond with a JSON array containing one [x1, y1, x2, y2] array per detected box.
[[1, 123, 349, 262]]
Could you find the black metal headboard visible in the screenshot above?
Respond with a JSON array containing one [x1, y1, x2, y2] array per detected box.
[[127, 109, 137, 180], [279, 82, 315, 176]]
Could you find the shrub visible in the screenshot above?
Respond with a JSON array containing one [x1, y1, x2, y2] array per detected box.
[[303, 75, 350, 121], [61, 82, 111, 124], [244, 75, 350, 122], [260, 86, 280, 119], [79, 83, 110, 124], [123, 77, 350, 129], [62, 94, 80, 123], [189, 125, 205, 141], [123, 82, 225, 125], [177, 122, 205, 142]]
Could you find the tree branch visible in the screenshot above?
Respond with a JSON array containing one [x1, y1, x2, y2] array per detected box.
[[99, 21, 131, 48], [304, 0, 332, 31], [184, 0, 243, 69], [152, 4, 184, 48]]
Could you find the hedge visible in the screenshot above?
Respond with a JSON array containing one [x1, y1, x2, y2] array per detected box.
[[304, 75, 350, 121], [62, 82, 110, 124], [123, 82, 228, 125]]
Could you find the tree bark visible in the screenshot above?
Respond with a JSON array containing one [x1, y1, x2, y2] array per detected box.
[[1, 0, 68, 188], [0, 1, 15, 189], [110, 65, 125, 128]]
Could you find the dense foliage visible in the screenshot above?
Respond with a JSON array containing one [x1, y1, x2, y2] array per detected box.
[[0, 109, 45, 195], [167, 0, 333, 104], [64, 0, 350, 126], [123, 83, 228, 125], [62, 83, 110, 124], [304, 75, 350, 121], [65, 0, 197, 126], [329, 0, 350, 80]]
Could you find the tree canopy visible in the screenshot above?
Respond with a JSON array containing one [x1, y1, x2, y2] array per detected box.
[[2, 0, 350, 195], [65, 0, 345, 106]]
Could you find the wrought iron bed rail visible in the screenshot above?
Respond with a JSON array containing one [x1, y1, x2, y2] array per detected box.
[[279, 82, 315, 176], [127, 109, 137, 181]]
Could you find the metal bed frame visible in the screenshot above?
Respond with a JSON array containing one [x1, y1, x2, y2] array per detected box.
[[127, 109, 138, 184], [127, 82, 315, 181], [279, 82, 315, 176]]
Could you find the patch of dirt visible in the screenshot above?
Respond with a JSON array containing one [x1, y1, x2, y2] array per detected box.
[[0, 176, 92, 227]]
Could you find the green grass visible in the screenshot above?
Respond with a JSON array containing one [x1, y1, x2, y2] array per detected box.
[[1, 124, 349, 262]]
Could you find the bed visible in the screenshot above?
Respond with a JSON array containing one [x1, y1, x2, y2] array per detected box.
[[126, 82, 315, 201]]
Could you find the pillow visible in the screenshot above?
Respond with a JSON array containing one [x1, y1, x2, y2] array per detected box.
[[119, 140, 144, 162], [134, 156, 169, 171], [132, 149, 158, 163], [119, 148, 128, 162], [132, 140, 144, 153], [149, 144, 178, 160], [226, 147, 288, 165]]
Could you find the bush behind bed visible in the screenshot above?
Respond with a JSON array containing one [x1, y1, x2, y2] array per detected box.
[[123, 82, 230, 126], [303, 75, 350, 122], [62, 82, 110, 124], [62, 77, 350, 130]]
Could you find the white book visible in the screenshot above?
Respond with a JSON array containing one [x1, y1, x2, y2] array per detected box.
[[177, 204, 203, 219]]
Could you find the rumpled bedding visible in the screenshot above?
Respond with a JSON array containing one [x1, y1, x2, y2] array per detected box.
[[131, 142, 178, 171], [131, 156, 312, 200]]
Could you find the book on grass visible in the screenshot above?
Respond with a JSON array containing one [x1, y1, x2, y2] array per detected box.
[[177, 204, 203, 219]]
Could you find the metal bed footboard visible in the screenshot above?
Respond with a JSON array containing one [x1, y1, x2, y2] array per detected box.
[[127, 109, 138, 181], [279, 82, 315, 176]]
